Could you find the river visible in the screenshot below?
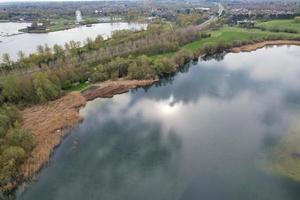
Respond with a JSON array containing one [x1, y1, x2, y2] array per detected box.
[[0, 22, 146, 61], [18, 45, 300, 200]]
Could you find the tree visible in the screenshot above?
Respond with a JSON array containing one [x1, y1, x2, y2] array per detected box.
[[17, 51, 25, 61], [53, 44, 65, 60], [6, 122, 35, 152], [128, 56, 153, 80], [37, 45, 45, 55], [2, 75, 20, 103], [86, 37, 94, 50], [153, 57, 176, 75], [2, 53, 12, 67], [0, 105, 35, 188], [32, 72, 60, 102], [91, 64, 109, 82], [69, 40, 81, 56]]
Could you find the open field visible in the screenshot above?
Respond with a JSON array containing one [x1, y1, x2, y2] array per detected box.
[[184, 26, 300, 51], [256, 19, 300, 34], [150, 24, 300, 60], [47, 18, 77, 32]]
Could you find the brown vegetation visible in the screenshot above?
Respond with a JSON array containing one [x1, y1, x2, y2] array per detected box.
[[20, 93, 86, 178], [19, 79, 156, 180], [83, 79, 157, 100]]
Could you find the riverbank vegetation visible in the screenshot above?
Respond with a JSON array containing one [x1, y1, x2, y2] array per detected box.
[[0, 23, 201, 106], [0, 105, 35, 192], [2, 21, 300, 106]]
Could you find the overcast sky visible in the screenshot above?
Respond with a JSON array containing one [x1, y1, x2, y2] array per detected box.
[[0, 0, 115, 2]]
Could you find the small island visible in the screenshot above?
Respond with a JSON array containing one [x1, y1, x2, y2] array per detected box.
[[18, 10, 123, 33]]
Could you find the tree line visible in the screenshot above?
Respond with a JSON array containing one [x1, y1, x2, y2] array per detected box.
[[0, 23, 207, 106]]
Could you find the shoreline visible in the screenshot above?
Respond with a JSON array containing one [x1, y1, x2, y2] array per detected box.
[[230, 40, 300, 53], [19, 79, 157, 182], [15, 41, 300, 194]]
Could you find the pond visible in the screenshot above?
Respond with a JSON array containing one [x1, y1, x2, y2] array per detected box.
[[0, 22, 146, 61], [18, 45, 300, 200]]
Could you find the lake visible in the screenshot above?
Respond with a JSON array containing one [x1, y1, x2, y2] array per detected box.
[[18, 45, 300, 200], [0, 22, 146, 61]]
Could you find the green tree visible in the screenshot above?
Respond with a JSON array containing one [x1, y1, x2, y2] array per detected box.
[[2, 75, 20, 103], [153, 57, 176, 75], [6, 123, 35, 152], [32, 72, 60, 102], [2, 53, 12, 68]]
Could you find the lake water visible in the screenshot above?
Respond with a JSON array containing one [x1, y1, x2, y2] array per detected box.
[[18, 46, 300, 200], [0, 22, 146, 61]]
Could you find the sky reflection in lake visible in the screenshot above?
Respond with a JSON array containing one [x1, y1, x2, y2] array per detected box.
[[19, 45, 300, 200]]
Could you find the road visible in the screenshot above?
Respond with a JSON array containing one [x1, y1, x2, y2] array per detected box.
[[197, 3, 224, 31]]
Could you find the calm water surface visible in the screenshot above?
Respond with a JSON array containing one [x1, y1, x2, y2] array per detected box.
[[0, 22, 146, 61], [19, 46, 300, 200]]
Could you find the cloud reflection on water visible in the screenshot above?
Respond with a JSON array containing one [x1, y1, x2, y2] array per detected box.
[[20, 45, 300, 200]]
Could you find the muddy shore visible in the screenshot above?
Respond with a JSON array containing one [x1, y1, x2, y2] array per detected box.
[[18, 40, 300, 186]]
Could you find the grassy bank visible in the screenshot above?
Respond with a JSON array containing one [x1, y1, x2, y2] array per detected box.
[[150, 25, 300, 63], [256, 19, 300, 34], [183, 26, 300, 52]]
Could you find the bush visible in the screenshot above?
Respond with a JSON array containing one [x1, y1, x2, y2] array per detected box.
[[2, 75, 20, 103], [6, 123, 35, 152], [128, 55, 154, 80], [153, 57, 176, 75], [0, 105, 35, 190], [173, 49, 193, 66], [295, 16, 300, 23], [32, 72, 61, 102]]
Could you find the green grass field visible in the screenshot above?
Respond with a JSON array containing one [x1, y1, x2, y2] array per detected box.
[[256, 19, 300, 33], [47, 19, 76, 32], [65, 82, 91, 92], [149, 24, 300, 61], [184, 26, 300, 51]]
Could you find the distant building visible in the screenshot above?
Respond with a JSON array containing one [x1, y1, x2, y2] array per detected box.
[[195, 7, 211, 12]]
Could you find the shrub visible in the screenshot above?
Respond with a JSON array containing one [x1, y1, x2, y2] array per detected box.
[[295, 16, 300, 23], [0, 105, 35, 190]]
